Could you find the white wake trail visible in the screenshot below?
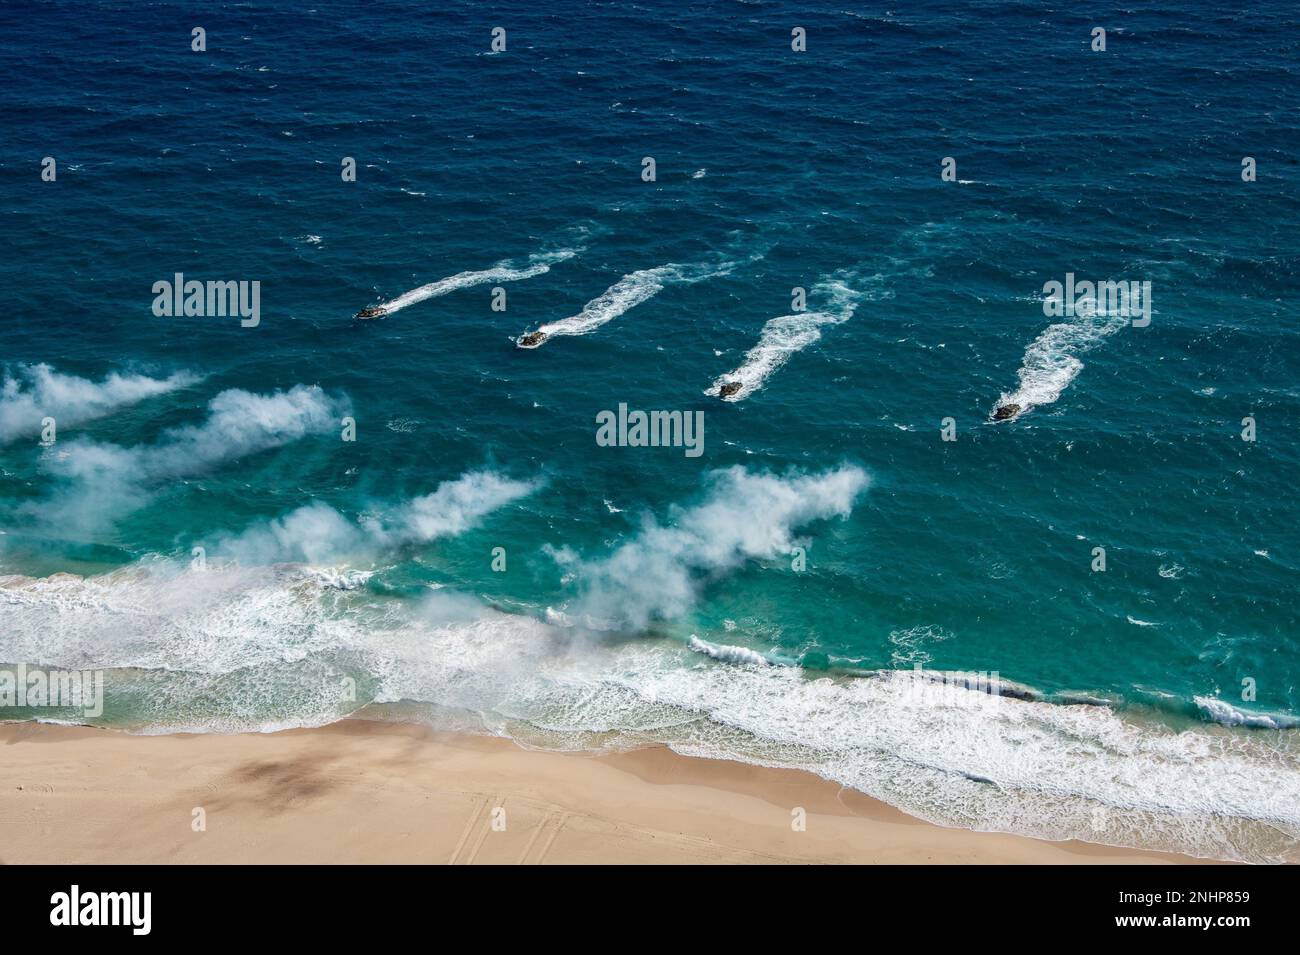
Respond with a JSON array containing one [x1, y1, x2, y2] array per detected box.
[[519, 259, 740, 347], [707, 277, 869, 401], [380, 247, 579, 315], [994, 311, 1129, 419]]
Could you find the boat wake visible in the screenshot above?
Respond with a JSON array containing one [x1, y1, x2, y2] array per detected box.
[[706, 276, 873, 401], [518, 259, 739, 347], [993, 311, 1129, 420], [377, 246, 580, 316]]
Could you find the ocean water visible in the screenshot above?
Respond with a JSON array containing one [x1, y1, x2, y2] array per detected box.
[[1, 1, 1299, 862]]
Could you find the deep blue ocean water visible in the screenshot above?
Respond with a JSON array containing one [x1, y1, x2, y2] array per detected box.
[[1, 1, 1298, 861]]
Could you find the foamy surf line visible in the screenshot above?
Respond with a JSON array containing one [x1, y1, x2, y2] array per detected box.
[[380, 247, 579, 314], [2, 564, 1297, 862], [518, 259, 740, 347], [708, 276, 874, 401], [4, 462, 1295, 863]]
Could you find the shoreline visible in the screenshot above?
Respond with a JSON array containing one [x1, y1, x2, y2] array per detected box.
[[0, 719, 1214, 864]]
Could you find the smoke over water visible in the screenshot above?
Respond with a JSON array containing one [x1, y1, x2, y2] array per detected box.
[[25, 385, 349, 534], [548, 465, 869, 629], [0, 364, 197, 444], [217, 470, 541, 566]]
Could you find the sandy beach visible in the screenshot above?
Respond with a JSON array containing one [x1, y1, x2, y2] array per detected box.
[[0, 719, 1208, 864]]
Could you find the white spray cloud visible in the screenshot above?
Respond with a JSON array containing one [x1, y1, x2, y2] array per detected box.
[[552, 465, 869, 629], [220, 501, 370, 566], [218, 470, 541, 566], [29, 385, 349, 535], [0, 364, 197, 445], [371, 470, 541, 546], [48, 384, 348, 483]]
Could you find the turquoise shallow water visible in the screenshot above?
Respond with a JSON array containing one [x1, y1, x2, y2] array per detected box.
[[1, 1, 1299, 861]]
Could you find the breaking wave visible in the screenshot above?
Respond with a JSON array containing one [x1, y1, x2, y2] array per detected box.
[[1196, 695, 1300, 730], [1, 565, 1297, 863], [688, 634, 771, 666]]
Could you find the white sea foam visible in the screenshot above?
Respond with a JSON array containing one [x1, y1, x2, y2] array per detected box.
[[522, 259, 738, 345], [888, 624, 951, 667], [2, 565, 1297, 862], [549, 465, 868, 629], [706, 276, 878, 401], [307, 568, 374, 590], [0, 364, 197, 445], [381, 247, 579, 315], [994, 310, 1128, 418]]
